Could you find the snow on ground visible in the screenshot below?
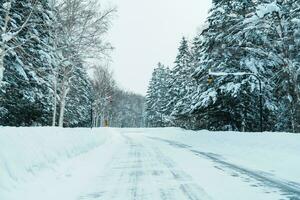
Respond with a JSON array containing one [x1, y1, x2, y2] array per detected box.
[[139, 128, 300, 184], [0, 127, 117, 200], [1, 127, 300, 200]]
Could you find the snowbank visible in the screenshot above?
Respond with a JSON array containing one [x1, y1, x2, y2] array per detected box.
[[0, 127, 109, 193]]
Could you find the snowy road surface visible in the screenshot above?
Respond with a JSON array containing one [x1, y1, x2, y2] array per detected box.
[[1, 128, 300, 200]]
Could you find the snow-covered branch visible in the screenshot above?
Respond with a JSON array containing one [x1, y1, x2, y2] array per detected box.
[[208, 69, 256, 77]]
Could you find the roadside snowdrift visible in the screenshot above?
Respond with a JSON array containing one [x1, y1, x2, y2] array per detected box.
[[0, 127, 108, 193]]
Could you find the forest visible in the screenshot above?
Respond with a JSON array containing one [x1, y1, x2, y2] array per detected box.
[[1, 1, 300, 199], [146, 0, 300, 133], [0, 0, 145, 128]]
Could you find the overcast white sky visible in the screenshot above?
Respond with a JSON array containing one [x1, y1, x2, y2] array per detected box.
[[106, 0, 212, 95]]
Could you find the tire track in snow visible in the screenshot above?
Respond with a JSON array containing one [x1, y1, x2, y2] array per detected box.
[[123, 134, 211, 200], [148, 136, 300, 200], [78, 133, 211, 200], [152, 146, 210, 200]]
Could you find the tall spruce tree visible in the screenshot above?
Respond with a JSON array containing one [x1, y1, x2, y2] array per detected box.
[[169, 37, 195, 128], [64, 61, 92, 127], [145, 63, 170, 127], [0, 0, 55, 126], [242, 0, 300, 132], [190, 0, 270, 131]]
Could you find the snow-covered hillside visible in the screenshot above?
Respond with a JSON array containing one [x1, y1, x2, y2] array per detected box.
[[1, 127, 299, 200]]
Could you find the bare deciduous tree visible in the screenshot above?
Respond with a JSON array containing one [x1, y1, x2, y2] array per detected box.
[[50, 0, 116, 126], [92, 65, 115, 127]]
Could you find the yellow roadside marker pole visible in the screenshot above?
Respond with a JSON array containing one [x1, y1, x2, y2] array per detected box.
[[104, 120, 109, 127]]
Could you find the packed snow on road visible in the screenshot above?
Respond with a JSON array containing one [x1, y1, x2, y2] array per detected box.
[[1, 127, 300, 200]]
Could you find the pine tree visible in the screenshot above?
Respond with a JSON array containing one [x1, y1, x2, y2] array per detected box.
[[64, 61, 92, 127], [242, 0, 300, 132], [0, 0, 56, 126], [145, 0, 300, 132], [145, 63, 170, 127], [189, 0, 273, 131], [169, 37, 195, 128], [270, 0, 300, 132]]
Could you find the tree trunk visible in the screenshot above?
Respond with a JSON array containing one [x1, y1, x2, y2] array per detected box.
[[0, 11, 9, 84], [58, 94, 66, 127], [52, 76, 58, 126], [52, 96, 57, 126], [58, 83, 70, 127], [291, 102, 296, 133], [95, 115, 99, 127], [0, 51, 4, 83]]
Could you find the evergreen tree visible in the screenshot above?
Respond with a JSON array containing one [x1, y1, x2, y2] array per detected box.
[[242, 0, 300, 132], [145, 0, 300, 132], [169, 37, 195, 128], [270, 0, 300, 132], [64, 61, 92, 127], [0, 0, 56, 126], [190, 0, 270, 131], [146, 63, 170, 127]]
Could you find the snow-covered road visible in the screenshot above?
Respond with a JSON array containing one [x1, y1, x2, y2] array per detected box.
[[1, 128, 300, 200], [78, 133, 211, 200]]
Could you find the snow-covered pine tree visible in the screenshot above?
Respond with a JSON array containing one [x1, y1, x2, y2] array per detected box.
[[219, 0, 280, 131], [270, 0, 300, 132], [0, 0, 56, 126], [173, 34, 207, 130], [145, 63, 170, 127], [0, 0, 34, 83], [169, 37, 195, 128], [242, 0, 300, 132], [289, 0, 300, 131], [190, 0, 266, 131], [64, 60, 92, 127]]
